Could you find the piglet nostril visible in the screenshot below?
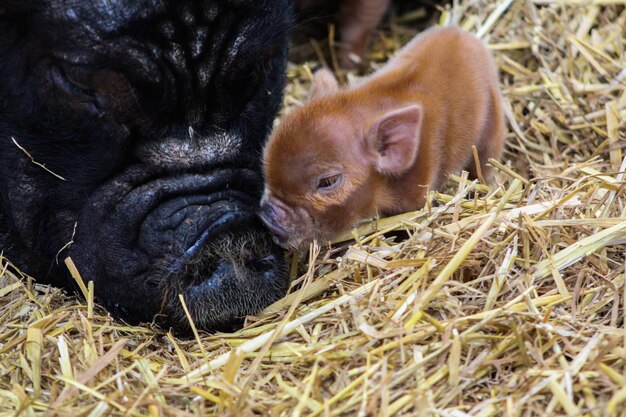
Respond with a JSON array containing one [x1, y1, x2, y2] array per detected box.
[[270, 203, 287, 222], [257, 203, 289, 240], [258, 204, 276, 229], [258, 203, 274, 223]]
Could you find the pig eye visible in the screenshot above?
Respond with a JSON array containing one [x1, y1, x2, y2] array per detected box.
[[317, 174, 342, 191], [51, 65, 92, 95]]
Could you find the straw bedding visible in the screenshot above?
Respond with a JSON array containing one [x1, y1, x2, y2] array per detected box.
[[1, 0, 625, 415]]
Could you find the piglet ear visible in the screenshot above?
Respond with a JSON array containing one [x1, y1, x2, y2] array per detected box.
[[310, 69, 339, 100], [366, 105, 423, 175]]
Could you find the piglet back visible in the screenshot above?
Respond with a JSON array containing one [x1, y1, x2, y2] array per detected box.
[[386, 27, 505, 183]]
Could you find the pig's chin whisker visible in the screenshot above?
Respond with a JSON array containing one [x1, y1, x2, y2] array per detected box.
[[284, 242, 303, 252], [153, 230, 275, 282], [150, 230, 286, 333]]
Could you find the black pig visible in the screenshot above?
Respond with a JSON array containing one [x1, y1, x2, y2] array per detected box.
[[0, 0, 291, 332]]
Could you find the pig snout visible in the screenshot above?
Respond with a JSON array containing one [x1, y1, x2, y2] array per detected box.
[[258, 200, 292, 243]]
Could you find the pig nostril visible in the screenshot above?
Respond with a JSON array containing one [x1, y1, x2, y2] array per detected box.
[[257, 204, 289, 239], [257, 206, 274, 227], [257, 204, 272, 221], [271, 204, 287, 220], [260, 202, 285, 223]]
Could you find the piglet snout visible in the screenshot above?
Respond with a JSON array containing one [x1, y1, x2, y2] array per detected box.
[[258, 201, 290, 242]]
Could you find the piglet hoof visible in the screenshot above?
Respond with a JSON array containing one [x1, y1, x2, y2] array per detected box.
[[339, 50, 364, 70]]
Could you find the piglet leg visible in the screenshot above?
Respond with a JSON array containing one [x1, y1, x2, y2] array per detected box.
[[338, 0, 391, 68], [468, 86, 506, 183]]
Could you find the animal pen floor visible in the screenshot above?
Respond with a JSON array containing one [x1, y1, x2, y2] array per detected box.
[[1, 0, 626, 416]]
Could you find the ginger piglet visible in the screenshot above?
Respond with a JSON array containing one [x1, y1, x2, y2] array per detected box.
[[259, 27, 506, 250]]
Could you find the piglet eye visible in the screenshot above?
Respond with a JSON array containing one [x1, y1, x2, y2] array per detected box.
[[317, 174, 342, 191]]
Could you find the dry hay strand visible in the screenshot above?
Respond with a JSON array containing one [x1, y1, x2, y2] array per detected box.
[[2, 0, 626, 416]]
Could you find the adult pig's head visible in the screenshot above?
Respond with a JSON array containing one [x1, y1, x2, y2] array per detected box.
[[0, 0, 291, 332]]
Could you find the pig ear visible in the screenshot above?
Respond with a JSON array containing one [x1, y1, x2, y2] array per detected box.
[[310, 69, 339, 100], [366, 105, 423, 175]]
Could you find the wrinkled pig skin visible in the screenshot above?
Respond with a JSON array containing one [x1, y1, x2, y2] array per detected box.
[[0, 0, 291, 333]]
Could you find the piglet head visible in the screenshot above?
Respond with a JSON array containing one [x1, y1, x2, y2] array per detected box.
[[260, 70, 424, 249], [259, 108, 357, 250]]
